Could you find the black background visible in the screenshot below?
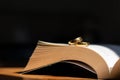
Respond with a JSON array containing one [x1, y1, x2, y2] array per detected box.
[[0, 0, 120, 44]]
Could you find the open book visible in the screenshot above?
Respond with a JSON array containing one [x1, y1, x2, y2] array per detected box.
[[21, 40, 120, 79]]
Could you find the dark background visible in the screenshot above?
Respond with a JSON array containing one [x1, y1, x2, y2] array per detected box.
[[0, 0, 120, 44], [0, 0, 120, 67]]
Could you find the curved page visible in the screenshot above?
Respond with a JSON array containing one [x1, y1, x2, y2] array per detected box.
[[23, 45, 110, 79]]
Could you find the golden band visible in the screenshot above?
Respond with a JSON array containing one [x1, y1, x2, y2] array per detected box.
[[68, 37, 89, 47]]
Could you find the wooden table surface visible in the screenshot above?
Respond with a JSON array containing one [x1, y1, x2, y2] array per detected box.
[[0, 67, 96, 80]]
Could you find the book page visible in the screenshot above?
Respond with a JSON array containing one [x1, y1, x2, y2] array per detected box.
[[23, 45, 110, 78], [88, 45, 119, 72], [23, 41, 120, 78], [38, 41, 119, 70], [111, 59, 120, 79]]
